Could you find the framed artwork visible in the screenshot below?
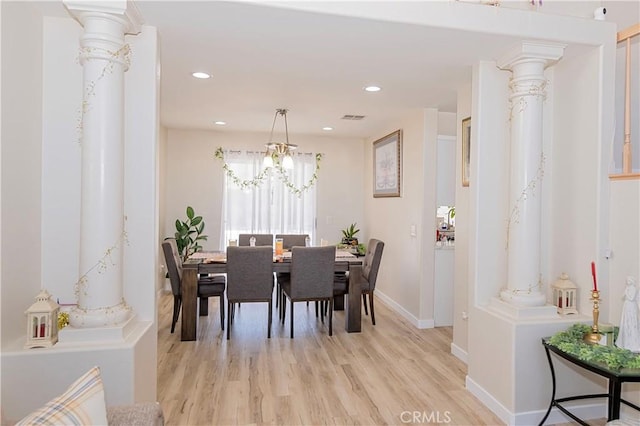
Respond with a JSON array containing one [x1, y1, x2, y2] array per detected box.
[[462, 117, 471, 187], [373, 130, 402, 198]]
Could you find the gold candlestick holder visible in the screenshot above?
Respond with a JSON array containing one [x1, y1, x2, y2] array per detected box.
[[583, 289, 602, 345]]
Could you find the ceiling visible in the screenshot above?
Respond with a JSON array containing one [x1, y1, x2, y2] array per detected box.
[[35, 0, 639, 140], [137, 0, 522, 139]]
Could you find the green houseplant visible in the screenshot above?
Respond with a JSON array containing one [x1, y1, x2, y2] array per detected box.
[[341, 223, 360, 246], [172, 206, 208, 261]]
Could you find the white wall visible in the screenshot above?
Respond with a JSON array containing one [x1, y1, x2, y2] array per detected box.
[[123, 25, 161, 325], [363, 108, 435, 324], [162, 129, 365, 251], [1, 0, 43, 347], [551, 46, 612, 317], [452, 84, 471, 359], [158, 125, 168, 292], [41, 16, 82, 306]]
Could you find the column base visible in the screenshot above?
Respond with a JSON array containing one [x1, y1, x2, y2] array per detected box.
[[491, 296, 558, 320], [499, 288, 547, 307], [68, 301, 132, 328], [59, 314, 138, 343]]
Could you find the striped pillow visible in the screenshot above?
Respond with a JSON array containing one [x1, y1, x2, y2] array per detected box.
[[16, 366, 107, 425]]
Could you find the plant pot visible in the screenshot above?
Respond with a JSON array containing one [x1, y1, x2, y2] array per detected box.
[[342, 238, 358, 246]]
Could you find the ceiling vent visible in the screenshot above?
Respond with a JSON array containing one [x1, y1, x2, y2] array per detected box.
[[341, 115, 365, 120]]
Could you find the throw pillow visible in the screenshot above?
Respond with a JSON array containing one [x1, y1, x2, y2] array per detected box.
[[16, 366, 108, 425]]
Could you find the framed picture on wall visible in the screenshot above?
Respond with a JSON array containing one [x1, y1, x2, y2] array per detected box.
[[373, 129, 402, 198], [462, 117, 471, 187]]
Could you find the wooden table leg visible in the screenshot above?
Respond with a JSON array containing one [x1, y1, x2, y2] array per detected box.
[[181, 267, 198, 341], [345, 264, 362, 333]]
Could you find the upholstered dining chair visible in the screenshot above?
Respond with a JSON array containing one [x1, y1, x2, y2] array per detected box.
[[162, 239, 226, 333], [354, 238, 384, 325], [238, 234, 273, 247], [279, 246, 336, 338], [225, 246, 274, 339], [274, 234, 309, 308], [330, 238, 384, 325]]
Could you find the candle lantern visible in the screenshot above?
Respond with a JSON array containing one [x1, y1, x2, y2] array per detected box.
[[24, 289, 60, 349], [552, 273, 578, 315]]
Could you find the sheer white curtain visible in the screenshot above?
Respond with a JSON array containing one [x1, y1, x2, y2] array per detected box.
[[220, 149, 317, 248]]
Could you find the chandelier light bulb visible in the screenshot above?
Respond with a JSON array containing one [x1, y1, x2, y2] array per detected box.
[[282, 154, 294, 169], [263, 152, 274, 168]]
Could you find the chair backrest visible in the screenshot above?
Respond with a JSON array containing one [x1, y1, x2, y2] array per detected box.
[[362, 239, 384, 291], [289, 246, 336, 299], [162, 239, 182, 297], [226, 246, 274, 301], [275, 234, 309, 249], [238, 234, 273, 247]]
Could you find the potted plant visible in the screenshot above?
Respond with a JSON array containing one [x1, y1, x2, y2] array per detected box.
[[341, 223, 360, 246], [172, 206, 208, 261]]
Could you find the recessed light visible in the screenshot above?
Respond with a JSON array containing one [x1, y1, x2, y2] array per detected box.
[[322, 127, 333, 131], [364, 85, 381, 92], [192, 72, 211, 79], [214, 121, 226, 126]]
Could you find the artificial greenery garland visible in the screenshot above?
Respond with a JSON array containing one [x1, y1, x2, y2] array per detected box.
[[214, 147, 322, 196], [548, 323, 640, 370]]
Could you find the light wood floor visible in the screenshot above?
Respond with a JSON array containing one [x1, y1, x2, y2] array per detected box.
[[157, 292, 505, 425]]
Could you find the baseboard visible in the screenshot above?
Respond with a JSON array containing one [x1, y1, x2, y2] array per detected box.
[[375, 290, 434, 329], [465, 375, 606, 426], [450, 342, 467, 364]]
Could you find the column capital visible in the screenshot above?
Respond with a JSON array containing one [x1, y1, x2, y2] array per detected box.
[[63, 0, 142, 35], [497, 41, 566, 72]]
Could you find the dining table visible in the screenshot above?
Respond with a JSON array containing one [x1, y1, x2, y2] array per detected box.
[[180, 250, 364, 341]]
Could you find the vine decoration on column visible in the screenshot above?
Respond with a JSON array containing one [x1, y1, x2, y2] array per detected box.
[[75, 44, 132, 145], [74, 217, 129, 300]]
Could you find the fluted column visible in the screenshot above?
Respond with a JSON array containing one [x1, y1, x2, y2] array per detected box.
[[498, 42, 564, 307], [64, 0, 141, 327]]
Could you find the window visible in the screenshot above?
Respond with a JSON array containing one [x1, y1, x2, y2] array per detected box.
[[221, 150, 317, 247]]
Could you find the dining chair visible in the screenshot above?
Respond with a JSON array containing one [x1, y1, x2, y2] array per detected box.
[[238, 234, 274, 247], [274, 234, 309, 308], [162, 239, 226, 333], [354, 238, 385, 325], [225, 246, 274, 339], [279, 246, 336, 338]]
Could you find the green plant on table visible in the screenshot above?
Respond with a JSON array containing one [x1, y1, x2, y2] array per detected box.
[[341, 223, 360, 245], [548, 323, 640, 370], [172, 206, 208, 261]]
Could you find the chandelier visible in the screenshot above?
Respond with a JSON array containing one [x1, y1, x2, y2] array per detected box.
[[264, 108, 297, 169]]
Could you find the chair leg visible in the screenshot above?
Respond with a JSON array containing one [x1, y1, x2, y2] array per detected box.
[[290, 300, 294, 338], [219, 294, 225, 330], [362, 294, 369, 315], [369, 291, 376, 325], [171, 295, 181, 334], [199, 297, 209, 316], [281, 293, 286, 324], [267, 301, 272, 338], [226, 301, 231, 340], [329, 298, 333, 336], [315, 301, 318, 317]]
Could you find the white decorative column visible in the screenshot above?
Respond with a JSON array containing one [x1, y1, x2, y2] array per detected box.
[[497, 42, 564, 307], [64, 0, 141, 328]]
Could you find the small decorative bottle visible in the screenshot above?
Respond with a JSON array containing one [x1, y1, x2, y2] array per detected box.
[[249, 236, 256, 247], [305, 235, 311, 247]]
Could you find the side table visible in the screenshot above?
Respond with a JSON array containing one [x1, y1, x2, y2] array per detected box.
[[539, 338, 640, 425]]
